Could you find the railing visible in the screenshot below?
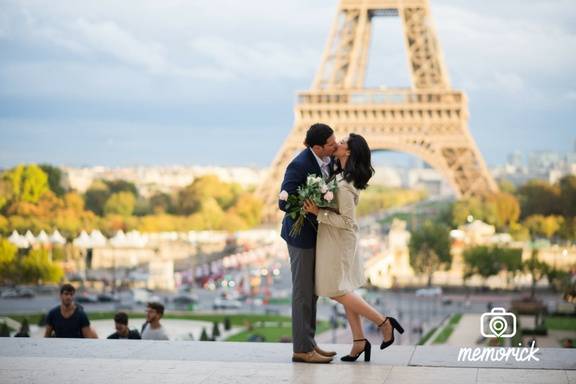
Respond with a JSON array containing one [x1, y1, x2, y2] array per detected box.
[[297, 89, 463, 105]]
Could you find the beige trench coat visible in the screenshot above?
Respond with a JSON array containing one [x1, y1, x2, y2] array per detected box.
[[315, 176, 365, 297]]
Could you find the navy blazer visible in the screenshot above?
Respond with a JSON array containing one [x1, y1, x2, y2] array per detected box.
[[279, 148, 332, 249]]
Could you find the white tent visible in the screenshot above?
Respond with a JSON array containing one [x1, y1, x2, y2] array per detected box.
[[37, 230, 50, 244], [50, 230, 67, 245], [73, 230, 92, 248], [8, 230, 29, 248], [24, 230, 36, 245], [89, 230, 107, 247]]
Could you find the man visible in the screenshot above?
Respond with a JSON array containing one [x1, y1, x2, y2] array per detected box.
[[107, 312, 141, 339], [44, 284, 98, 338], [141, 302, 169, 340], [279, 123, 338, 363]]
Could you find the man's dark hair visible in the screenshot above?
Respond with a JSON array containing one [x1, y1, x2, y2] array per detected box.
[[114, 312, 129, 325], [60, 283, 76, 295], [147, 302, 165, 315], [304, 123, 334, 147]]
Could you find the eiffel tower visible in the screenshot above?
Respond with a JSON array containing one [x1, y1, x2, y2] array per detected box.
[[258, 0, 498, 221]]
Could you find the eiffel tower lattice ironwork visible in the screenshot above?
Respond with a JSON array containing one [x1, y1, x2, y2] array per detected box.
[[258, 0, 498, 222]]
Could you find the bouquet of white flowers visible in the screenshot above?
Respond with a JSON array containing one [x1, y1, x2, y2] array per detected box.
[[279, 174, 338, 237]]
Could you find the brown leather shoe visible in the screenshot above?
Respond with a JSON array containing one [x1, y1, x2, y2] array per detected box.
[[314, 345, 337, 357], [292, 350, 333, 364]]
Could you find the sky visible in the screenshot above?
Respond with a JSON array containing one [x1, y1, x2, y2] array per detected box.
[[0, 0, 575, 168]]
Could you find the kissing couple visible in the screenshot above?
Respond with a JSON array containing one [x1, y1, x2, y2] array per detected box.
[[279, 123, 404, 363]]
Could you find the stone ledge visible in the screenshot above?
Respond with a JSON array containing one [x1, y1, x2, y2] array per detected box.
[[0, 339, 574, 370]]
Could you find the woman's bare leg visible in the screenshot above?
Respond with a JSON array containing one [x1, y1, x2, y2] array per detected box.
[[332, 292, 392, 341], [343, 306, 368, 355]]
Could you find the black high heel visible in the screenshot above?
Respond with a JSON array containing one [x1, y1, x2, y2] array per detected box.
[[340, 339, 371, 362], [378, 317, 404, 350]]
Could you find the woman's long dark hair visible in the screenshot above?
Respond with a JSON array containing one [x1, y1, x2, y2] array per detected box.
[[336, 133, 374, 190]]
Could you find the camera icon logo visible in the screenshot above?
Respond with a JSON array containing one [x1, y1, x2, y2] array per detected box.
[[480, 307, 516, 338]]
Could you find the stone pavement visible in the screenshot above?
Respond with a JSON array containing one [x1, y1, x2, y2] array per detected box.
[[0, 339, 574, 384]]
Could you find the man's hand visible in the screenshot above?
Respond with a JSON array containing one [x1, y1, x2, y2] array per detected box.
[[303, 199, 319, 216]]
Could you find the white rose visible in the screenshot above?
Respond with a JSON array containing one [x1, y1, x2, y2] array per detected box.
[[278, 190, 289, 201], [320, 184, 328, 193], [323, 191, 334, 202]]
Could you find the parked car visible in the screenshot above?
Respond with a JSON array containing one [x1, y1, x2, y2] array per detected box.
[[415, 287, 443, 297], [1, 288, 35, 299], [213, 298, 242, 310], [75, 291, 98, 303], [172, 294, 198, 305], [97, 293, 120, 302]]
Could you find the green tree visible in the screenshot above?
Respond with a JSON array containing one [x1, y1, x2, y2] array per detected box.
[[200, 327, 209, 341], [176, 176, 237, 214], [451, 197, 485, 226], [485, 192, 520, 231], [523, 248, 549, 299], [104, 192, 135, 217], [408, 221, 451, 286], [39, 164, 66, 196], [523, 215, 563, 240], [558, 175, 576, 218], [5, 164, 49, 204], [149, 192, 174, 214], [20, 248, 64, 284], [517, 180, 561, 219], [229, 193, 262, 227], [0, 239, 17, 284], [462, 246, 500, 283], [84, 181, 110, 216], [211, 321, 221, 339], [104, 180, 138, 197]]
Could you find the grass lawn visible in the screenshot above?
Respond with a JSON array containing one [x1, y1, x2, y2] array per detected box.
[[432, 313, 462, 344], [544, 316, 576, 331], [7, 312, 292, 327], [226, 321, 331, 343]]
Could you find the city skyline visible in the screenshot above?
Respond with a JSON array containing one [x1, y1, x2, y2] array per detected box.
[[1, 0, 575, 168]]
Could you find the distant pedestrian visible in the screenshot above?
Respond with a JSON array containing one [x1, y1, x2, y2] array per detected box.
[[107, 312, 141, 339], [44, 283, 97, 338], [141, 302, 169, 340]]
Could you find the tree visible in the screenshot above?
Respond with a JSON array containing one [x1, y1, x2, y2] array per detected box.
[[451, 197, 485, 226], [5, 164, 49, 204], [523, 248, 549, 299], [463, 246, 523, 287], [39, 164, 66, 196], [149, 192, 174, 214], [485, 192, 520, 231], [176, 176, 237, 214], [523, 215, 563, 240], [104, 192, 135, 217], [200, 327, 209, 341], [84, 181, 110, 216], [104, 180, 138, 197], [517, 180, 561, 219], [0, 239, 17, 284], [229, 193, 262, 227], [20, 248, 64, 284], [224, 317, 231, 331], [408, 221, 451, 286], [558, 175, 576, 218], [211, 321, 221, 339], [462, 246, 501, 283]]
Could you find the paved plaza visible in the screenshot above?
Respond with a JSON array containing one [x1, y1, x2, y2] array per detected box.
[[0, 338, 574, 384]]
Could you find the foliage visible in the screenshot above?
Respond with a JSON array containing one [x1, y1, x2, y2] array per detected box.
[[462, 246, 523, 282], [357, 186, 426, 217], [39, 164, 67, 196], [19, 248, 64, 284], [408, 221, 451, 286], [104, 192, 136, 217], [0, 239, 18, 284], [452, 192, 520, 231]]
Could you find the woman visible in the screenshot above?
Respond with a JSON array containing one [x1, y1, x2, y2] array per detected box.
[[303, 133, 404, 362]]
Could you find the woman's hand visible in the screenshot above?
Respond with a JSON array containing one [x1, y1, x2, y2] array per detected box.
[[303, 199, 320, 216]]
